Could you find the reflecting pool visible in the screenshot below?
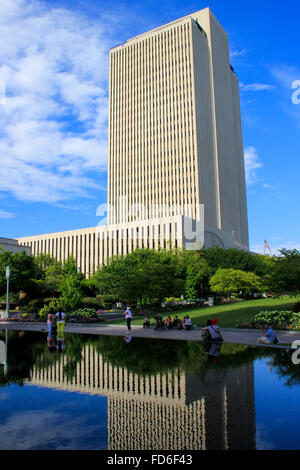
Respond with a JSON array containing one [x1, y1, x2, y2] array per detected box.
[[0, 329, 299, 450]]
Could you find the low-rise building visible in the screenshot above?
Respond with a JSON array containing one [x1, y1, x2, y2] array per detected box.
[[0, 237, 31, 256]]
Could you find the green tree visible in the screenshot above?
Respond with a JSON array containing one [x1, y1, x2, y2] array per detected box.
[[32, 257, 64, 298], [267, 249, 300, 294], [0, 251, 37, 296], [184, 253, 211, 300], [202, 246, 270, 277], [59, 257, 83, 312], [209, 268, 262, 296], [94, 248, 185, 308]]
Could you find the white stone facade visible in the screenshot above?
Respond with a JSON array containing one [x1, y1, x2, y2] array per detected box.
[[17, 8, 249, 275]]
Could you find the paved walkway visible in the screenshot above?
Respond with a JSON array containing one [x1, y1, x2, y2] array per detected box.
[[1, 321, 300, 349]]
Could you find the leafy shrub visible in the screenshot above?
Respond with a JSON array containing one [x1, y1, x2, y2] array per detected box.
[[81, 278, 99, 296], [81, 297, 102, 309], [51, 298, 64, 311], [254, 310, 300, 328], [292, 302, 300, 314], [214, 296, 223, 305], [43, 297, 60, 304], [26, 298, 45, 313], [100, 294, 117, 310], [70, 308, 97, 319], [38, 298, 65, 319], [39, 304, 51, 319], [0, 292, 20, 303], [165, 297, 185, 305]]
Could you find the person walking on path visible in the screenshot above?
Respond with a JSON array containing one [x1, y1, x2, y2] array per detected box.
[[125, 306, 133, 333]]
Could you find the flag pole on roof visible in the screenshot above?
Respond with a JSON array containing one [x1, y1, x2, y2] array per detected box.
[[264, 239, 272, 255]]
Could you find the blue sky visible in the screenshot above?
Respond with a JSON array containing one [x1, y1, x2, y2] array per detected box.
[[0, 0, 299, 254]]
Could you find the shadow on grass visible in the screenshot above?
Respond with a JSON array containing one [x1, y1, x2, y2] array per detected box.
[[113, 298, 299, 329]]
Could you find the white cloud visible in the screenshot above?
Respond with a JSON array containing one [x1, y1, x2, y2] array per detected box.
[[269, 65, 300, 89], [240, 83, 275, 92], [0, 0, 116, 204], [255, 424, 275, 450], [0, 405, 105, 450], [244, 146, 263, 185], [229, 48, 247, 59], [0, 210, 14, 219]]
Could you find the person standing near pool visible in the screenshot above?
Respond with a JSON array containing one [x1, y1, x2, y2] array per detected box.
[[47, 308, 57, 336], [125, 306, 133, 333], [56, 307, 66, 322], [56, 307, 66, 336], [47, 308, 57, 352]]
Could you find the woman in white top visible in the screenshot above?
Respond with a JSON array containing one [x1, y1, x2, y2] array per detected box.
[[184, 316, 192, 330], [125, 307, 133, 332]]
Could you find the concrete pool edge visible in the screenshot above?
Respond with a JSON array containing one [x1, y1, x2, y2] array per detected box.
[[1, 321, 299, 349]]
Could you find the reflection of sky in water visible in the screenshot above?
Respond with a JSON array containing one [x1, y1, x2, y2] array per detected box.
[[0, 384, 107, 450], [1, 332, 300, 450], [254, 358, 300, 450]]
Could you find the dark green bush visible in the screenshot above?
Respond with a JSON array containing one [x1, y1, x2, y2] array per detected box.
[[100, 294, 117, 310], [292, 302, 300, 313], [70, 308, 97, 319], [26, 298, 45, 313], [43, 297, 60, 304], [81, 297, 102, 309]]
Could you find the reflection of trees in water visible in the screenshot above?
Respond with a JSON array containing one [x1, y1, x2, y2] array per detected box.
[[266, 350, 300, 387], [95, 335, 189, 376], [93, 335, 270, 380], [1, 330, 299, 388], [33, 332, 87, 381], [0, 330, 43, 386], [62, 334, 85, 380], [0, 330, 88, 385]]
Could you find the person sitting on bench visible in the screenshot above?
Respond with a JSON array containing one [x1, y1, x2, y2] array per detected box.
[[165, 315, 172, 329], [154, 314, 164, 329], [143, 314, 150, 328], [184, 315, 192, 330], [172, 316, 179, 328]]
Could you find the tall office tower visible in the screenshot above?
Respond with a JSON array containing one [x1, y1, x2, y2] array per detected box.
[[17, 8, 249, 273], [108, 7, 248, 250]]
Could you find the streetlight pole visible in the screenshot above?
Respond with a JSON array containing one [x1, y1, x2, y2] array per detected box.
[[0, 330, 8, 375], [4, 330, 8, 375], [4, 266, 10, 320]]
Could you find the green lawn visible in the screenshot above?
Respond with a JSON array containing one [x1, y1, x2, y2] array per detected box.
[[105, 296, 299, 328]]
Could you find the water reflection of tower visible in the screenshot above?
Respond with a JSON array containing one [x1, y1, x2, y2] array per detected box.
[[108, 364, 255, 450], [28, 344, 255, 450]]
